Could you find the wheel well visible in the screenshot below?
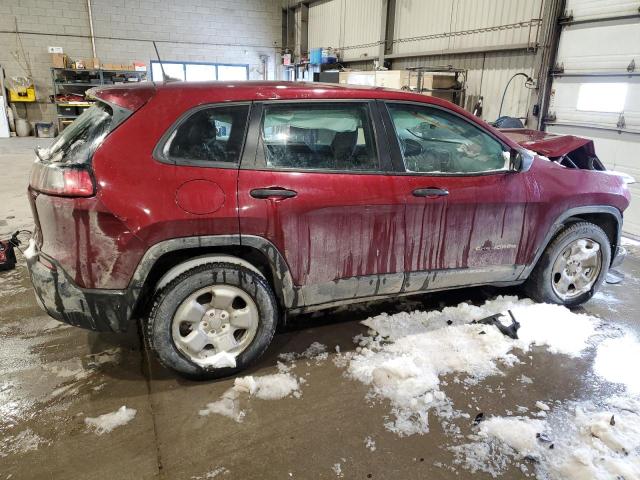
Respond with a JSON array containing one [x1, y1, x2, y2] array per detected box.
[[565, 212, 619, 254], [132, 245, 282, 318]]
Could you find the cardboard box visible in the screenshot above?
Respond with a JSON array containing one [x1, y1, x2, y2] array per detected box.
[[82, 58, 100, 70], [422, 74, 457, 90], [339, 71, 375, 86], [51, 53, 68, 68]]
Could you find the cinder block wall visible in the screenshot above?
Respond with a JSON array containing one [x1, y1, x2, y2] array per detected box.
[[0, 0, 282, 124]]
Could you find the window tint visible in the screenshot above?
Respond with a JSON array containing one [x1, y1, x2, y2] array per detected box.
[[165, 105, 250, 164], [261, 103, 378, 171], [387, 103, 508, 174]]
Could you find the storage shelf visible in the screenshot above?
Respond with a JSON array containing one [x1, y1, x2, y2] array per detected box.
[[53, 67, 147, 75], [52, 66, 147, 131], [55, 82, 101, 86], [55, 102, 93, 107]]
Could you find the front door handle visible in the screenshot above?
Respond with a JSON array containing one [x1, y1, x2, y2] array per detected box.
[[250, 187, 298, 199], [412, 188, 449, 198]]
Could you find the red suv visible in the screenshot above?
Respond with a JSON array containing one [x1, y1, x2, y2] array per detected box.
[[26, 81, 630, 378]]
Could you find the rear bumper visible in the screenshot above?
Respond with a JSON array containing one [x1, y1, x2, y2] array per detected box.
[[25, 239, 133, 332], [611, 245, 626, 269]]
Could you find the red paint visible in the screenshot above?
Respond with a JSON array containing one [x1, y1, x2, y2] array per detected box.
[[499, 128, 595, 158], [238, 170, 406, 285], [27, 81, 630, 291], [92, 83, 156, 111]]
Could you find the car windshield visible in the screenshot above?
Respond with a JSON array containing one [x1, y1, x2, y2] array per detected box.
[[37, 102, 113, 164]]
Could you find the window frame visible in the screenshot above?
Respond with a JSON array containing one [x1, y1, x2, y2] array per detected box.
[[150, 60, 249, 82], [380, 100, 514, 177], [152, 102, 252, 169], [242, 99, 392, 175]]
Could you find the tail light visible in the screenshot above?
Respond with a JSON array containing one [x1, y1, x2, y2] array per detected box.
[[29, 162, 95, 197]]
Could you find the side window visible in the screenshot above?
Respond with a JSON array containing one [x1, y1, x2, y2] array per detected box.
[[387, 103, 509, 174], [164, 104, 250, 164], [261, 103, 378, 171]]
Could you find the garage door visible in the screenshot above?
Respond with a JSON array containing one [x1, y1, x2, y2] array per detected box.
[[545, 0, 640, 237]]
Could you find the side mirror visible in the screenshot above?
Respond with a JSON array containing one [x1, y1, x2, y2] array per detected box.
[[510, 149, 534, 172]]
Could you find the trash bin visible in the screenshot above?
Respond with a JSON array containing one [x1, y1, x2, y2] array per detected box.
[[35, 122, 55, 138]]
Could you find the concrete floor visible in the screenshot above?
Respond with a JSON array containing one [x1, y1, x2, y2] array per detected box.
[[1, 137, 639, 479]]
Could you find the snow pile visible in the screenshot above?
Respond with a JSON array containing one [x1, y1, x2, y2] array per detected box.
[[453, 397, 640, 479], [85, 406, 137, 435], [364, 436, 376, 452], [594, 333, 640, 394], [191, 466, 229, 479], [0, 429, 47, 457], [234, 373, 300, 400], [345, 296, 598, 436], [279, 342, 328, 363], [331, 463, 344, 478], [200, 372, 301, 422], [199, 388, 245, 423]]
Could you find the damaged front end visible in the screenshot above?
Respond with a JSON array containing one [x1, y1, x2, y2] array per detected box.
[[499, 128, 635, 184]]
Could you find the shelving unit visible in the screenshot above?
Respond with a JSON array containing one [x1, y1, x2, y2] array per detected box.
[[405, 66, 468, 108], [51, 67, 147, 130]]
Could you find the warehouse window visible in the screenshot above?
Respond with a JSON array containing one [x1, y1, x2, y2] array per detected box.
[[387, 103, 507, 174], [260, 103, 378, 171], [163, 104, 250, 165], [150, 61, 249, 82], [576, 83, 628, 113]]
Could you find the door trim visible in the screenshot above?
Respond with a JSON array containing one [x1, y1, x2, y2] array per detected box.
[[294, 264, 525, 313]]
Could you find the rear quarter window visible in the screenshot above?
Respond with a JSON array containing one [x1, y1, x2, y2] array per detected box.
[[38, 102, 115, 165], [158, 104, 250, 166]]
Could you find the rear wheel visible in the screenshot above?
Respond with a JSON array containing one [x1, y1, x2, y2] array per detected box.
[[147, 262, 278, 379], [524, 222, 611, 306]]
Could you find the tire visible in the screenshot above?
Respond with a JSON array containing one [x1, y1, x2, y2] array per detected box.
[[524, 221, 611, 307], [147, 262, 278, 380]]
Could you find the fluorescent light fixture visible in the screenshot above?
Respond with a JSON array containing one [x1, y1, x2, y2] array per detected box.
[[576, 83, 628, 113]]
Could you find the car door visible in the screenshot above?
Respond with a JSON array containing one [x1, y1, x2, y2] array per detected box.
[[380, 101, 529, 292], [238, 100, 407, 308], [153, 102, 251, 242]]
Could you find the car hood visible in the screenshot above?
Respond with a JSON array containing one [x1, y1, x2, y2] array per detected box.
[[499, 128, 635, 184], [498, 128, 595, 158]]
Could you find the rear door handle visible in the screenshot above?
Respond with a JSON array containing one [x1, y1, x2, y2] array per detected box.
[[250, 187, 298, 199], [412, 188, 449, 198]]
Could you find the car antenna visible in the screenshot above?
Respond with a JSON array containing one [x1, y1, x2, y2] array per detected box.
[[152, 40, 171, 83]]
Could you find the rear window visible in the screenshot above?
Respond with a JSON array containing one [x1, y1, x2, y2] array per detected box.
[[37, 102, 115, 165]]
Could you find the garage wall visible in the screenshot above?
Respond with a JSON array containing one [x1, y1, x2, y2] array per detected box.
[[545, 0, 640, 236], [0, 0, 282, 123], [392, 50, 537, 122], [391, 0, 542, 55], [307, 0, 547, 124], [308, 0, 383, 62]]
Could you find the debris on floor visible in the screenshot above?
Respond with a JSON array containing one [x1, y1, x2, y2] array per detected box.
[[344, 296, 599, 436], [450, 397, 640, 479], [234, 373, 300, 400], [594, 333, 640, 394], [199, 372, 302, 422], [84, 406, 137, 435]]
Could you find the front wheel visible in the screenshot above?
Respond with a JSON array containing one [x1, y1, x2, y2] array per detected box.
[[524, 222, 611, 306], [147, 262, 278, 379]]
